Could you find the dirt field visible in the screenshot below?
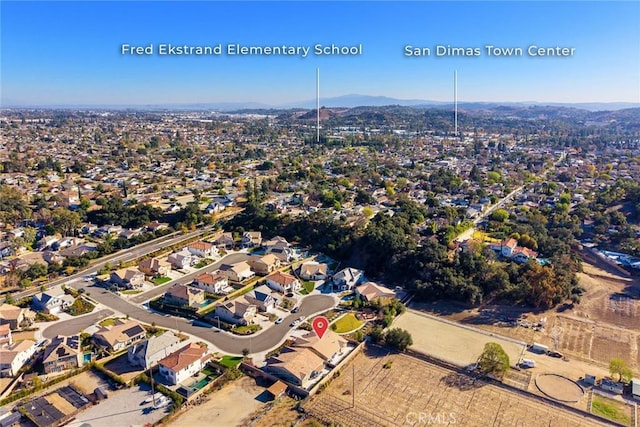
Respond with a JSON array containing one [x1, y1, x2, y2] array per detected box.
[[393, 310, 526, 368], [304, 349, 602, 427], [169, 376, 267, 427], [417, 256, 640, 373]]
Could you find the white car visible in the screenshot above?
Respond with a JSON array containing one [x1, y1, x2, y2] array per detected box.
[[520, 358, 536, 368], [275, 317, 284, 324]]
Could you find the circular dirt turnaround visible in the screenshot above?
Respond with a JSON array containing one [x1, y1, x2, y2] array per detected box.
[[535, 373, 585, 403]]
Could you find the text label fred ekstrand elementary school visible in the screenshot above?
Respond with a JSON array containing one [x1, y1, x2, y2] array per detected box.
[[120, 43, 364, 58]]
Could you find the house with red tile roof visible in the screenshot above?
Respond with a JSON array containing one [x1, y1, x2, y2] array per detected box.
[[158, 343, 211, 385]]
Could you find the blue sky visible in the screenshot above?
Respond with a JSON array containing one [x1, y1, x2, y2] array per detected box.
[[1, 1, 639, 106]]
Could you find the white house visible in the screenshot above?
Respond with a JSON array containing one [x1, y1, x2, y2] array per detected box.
[[167, 250, 194, 270], [333, 267, 364, 291], [158, 343, 211, 386], [128, 331, 182, 370], [186, 241, 217, 258], [0, 340, 37, 377], [32, 290, 74, 314], [266, 271, 301, 294], [241, 231, 262, 248], [193, 271, 230, 294]]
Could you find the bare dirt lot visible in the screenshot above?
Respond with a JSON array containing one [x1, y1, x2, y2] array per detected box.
[[169, 376, 267, 427], [416, 256, 640, 373], [393, 310, 526, 368], [304, 348, 602, 427]]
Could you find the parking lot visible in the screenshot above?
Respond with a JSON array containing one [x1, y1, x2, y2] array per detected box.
[[66, 384, 168, 427]]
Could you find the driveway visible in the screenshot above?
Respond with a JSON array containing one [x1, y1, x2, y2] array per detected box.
[[42, 309, 114, 339]]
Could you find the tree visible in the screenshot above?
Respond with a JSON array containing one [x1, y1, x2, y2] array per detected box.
[[369, 325, 384, 344], [609, 358, 633, 383], [242, 348, 250, 357], [477, 342, 510, 378], [385, 328, 413, 351], [490, 209, 509, 223]]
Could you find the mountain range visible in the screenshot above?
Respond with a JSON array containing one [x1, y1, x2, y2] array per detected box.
[[3, 94, 638, 112]]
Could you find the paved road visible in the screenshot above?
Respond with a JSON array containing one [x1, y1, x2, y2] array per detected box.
[[43, 289, 335, 354], [42, 309, 114, 339], [9, 226, 218, 302], [129, 252, 250, 304]]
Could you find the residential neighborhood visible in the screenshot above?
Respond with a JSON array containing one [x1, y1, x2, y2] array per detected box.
[[0, 104, 638, 426]]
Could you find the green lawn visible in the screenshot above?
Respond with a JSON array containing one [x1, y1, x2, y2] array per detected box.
[[331, 312, 364, 333], [218, 355, 243, 369], [99, 318, 117, 327], [122, 289, 143, 294], [233, 324, 261, 335], [65, 298, 95, 316], [301, 281, 315, 294], [591, 395, 631, 426], [153, 276, 172, 285]]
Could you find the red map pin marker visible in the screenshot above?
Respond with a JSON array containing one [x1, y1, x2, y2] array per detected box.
[[312, 316, 329, 339]]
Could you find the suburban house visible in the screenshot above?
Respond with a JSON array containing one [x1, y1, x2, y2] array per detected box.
[[110, 268, 145, 289], [128, 331, 182, 370], [265, 246, 295, 263], [333, 267, 363, 291], [355, 282, 397, 303], [263, 236, 290, 249], [247, 254, 281, 276], [92, 319, 146, 353], [0, 324, 11, 347], [186, 241, 217, 258], [0, 303, 34, 330], [32, 290, 74, 314], [0, 339, 37, 377], [219, 262, 255, 283], [146, 221, 169, 233], [167, 250, 194, 270], [42, 335, 82, 374], [212, 232, 235, 250], [213, 296, 257, 325], [266, 271, 301, 294], [59, 242, 98, 258], [193, 271, 230, 294], [241, 231, 262, 248], [138, 257, 171, 277], [490, 238, 539, 263], [164, 284, 205, 308], [244, 284, 279, 313], [158, 343, 212, 386], [293, 330, 348, 364], [298, 261, 328, 281], [265, 347, 325, 387]]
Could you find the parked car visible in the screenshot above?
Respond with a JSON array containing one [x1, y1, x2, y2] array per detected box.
[[548, 351, 563, 358], [291, 306, 300, 313], [290, 319, 301, 327], [520, 359, 536, 368], [275, 317, 284, 324]]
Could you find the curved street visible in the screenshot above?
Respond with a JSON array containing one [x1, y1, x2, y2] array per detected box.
[[43, 291, 336, 354], [48, 251, 338, 354], [42, 309, 114, 339]]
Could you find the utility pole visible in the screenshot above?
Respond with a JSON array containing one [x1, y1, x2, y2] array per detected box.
[[352, 364, 355, 408], [316, 67, 320, 143], [454, 70, 458, 137]]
